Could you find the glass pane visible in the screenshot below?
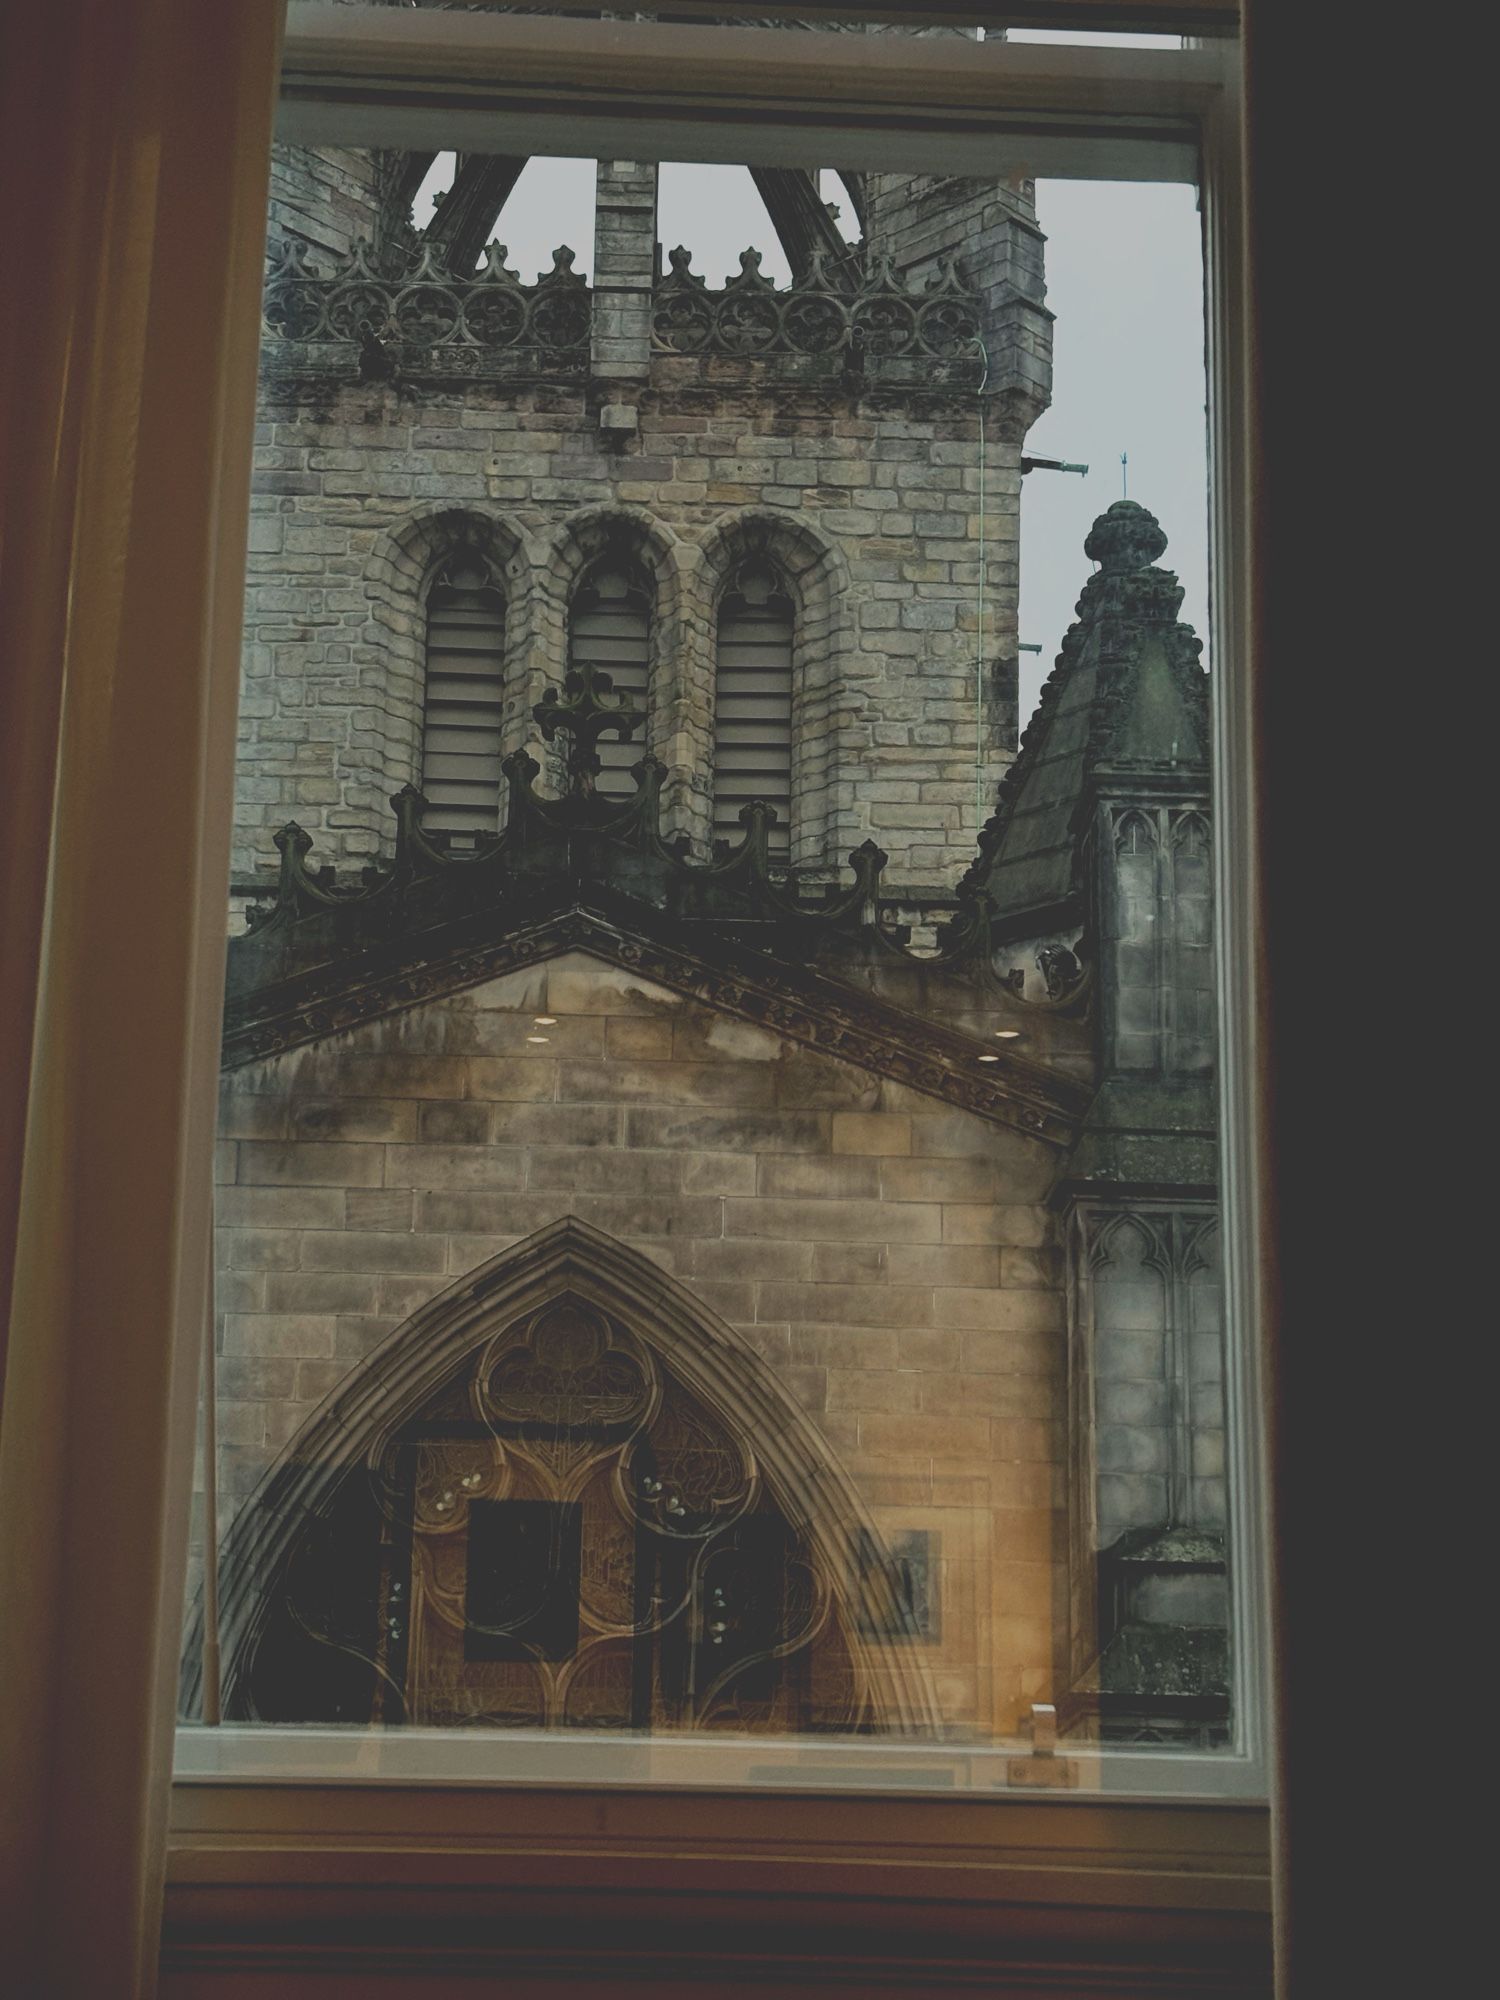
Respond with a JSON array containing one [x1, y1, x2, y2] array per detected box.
[[183, 98, 1238, 1790]]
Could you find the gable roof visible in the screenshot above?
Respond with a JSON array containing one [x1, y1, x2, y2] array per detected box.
[[225, 900, 1087, 1150]]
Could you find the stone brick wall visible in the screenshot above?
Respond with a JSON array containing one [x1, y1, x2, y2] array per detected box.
[[234, 145, 1050, 908], [209, 952, 1068, 1736], [267, 142, 386, 272], [238, 380, 1024, 899], [863, 170, 1053, 426]]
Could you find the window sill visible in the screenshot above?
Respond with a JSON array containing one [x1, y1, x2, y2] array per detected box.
[[164, 1766, 1271, 1994]]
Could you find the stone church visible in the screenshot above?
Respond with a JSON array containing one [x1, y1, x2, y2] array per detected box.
[[186, 136, 1227, 1748]]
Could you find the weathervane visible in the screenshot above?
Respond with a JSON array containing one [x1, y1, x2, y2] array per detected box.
[[533, 660, 644, 797]]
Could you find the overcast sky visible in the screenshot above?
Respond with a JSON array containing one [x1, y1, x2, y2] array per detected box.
[[414, 150, 1208, 728]]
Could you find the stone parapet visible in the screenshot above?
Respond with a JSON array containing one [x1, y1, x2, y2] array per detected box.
[[262, 239, 592, 385], [651, 246, 987, 388]]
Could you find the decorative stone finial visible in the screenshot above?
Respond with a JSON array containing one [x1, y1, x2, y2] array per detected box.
[[1084, 500, 1168, 575], [533, 662, 644, 797]]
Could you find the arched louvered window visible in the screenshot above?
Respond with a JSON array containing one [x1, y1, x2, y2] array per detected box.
[[420, 554, 507, 842], [714, 559, 794, 859], [568, 559, 652, 799]]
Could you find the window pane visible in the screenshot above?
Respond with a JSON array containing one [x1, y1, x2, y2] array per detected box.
[[186, 104, 1242, 1791]]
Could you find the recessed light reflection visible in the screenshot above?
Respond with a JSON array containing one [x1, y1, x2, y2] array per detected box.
[[533, 1015, 558, 1026], [977, 1053, 1001, 1064], [994, 1029, 1021, 1039], [526, 1034, 550, 1044]]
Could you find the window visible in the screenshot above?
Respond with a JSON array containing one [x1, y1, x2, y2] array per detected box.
[[714, 559, 795, 861], [419, 553, 507, 840], [5, 7, 1304, 1992], [181, 6, 1261, 1813], [567, 558, 652, 800]]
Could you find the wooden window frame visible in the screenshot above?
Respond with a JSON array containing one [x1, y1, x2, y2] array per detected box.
[[164, 3, 1269, 1978]]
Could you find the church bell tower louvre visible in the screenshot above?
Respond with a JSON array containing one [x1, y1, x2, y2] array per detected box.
[[198, 117, 1227, 1750]]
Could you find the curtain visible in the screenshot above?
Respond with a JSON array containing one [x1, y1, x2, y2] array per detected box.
[[0, 4, 282, 1993]]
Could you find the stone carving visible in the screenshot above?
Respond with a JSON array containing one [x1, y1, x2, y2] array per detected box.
[[652, 246, 983, 380], [225, 750, 1088, 1142], [533, 655, 646, 799], [959, 502, 1210, 919], [1036, 943, 1084, 1001], [262, 238, 591, 380]]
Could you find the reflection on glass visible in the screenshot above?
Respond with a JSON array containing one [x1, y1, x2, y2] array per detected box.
[[184, 120, 1226, 1773]]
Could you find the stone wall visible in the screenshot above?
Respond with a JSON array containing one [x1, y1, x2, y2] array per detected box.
[[234, 144, 1050, 907], [209, 951, 1069, 1737], [267, 142, 386, 272], [238, 379, 1024, 900], [863, 170, 1053, 429]]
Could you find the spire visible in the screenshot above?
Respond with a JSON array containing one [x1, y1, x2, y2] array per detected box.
[[960, 499, 1207, 932]]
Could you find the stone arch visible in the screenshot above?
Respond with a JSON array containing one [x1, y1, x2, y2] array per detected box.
[[697, 509, 855, 873], [184, 1216, 940, 1736], [529, 506, 691, 817], [1088, 1210, 1170, 1278], [360, 508, 532, 855]]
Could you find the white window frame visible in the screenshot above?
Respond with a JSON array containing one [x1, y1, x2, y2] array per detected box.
[[170, 0, 1265, 1883]]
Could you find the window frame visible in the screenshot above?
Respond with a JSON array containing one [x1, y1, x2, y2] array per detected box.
[[167, 0, 1267, 1934]]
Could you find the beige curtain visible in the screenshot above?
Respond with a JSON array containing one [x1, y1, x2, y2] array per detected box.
[[0, 4, 282, 1993]]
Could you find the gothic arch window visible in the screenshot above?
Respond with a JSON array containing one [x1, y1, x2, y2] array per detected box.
[[713, 557, 794, 860], [193, 1219, 938, 1738], [419, 552, 508, 841], [568, 555, 652, 799]]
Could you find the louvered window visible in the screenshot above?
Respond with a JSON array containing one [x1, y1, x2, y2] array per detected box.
[[420, 556, 507, 841], [714, 561, 793, 859], [568, 561, 651, 799]]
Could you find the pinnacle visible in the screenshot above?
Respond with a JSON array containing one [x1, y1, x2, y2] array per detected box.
[[1084, 499, 1168, 575]]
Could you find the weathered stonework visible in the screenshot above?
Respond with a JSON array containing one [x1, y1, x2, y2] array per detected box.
[[209, 95, 1224, 1752], [233, 149, 1048, 906], [207, 952, 1065, 1738]]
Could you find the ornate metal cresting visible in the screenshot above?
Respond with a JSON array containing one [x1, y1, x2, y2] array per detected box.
[[262, 239, 592, 381], [652, 247, 985, 382]]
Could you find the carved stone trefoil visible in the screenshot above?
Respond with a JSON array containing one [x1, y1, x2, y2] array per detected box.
[[261, 238, 592, 383], [651, 245, 984, 383]]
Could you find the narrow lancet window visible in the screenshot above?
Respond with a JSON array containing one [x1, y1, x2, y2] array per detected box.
[[419, 554, 507, 842], [568, 560, 652, 799], [714, 559, 793, 859]]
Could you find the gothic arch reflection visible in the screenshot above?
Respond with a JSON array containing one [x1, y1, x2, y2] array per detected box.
[[187, 1218, 940, 1737]]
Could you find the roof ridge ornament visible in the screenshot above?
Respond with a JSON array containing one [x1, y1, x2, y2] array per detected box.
[[476, 241, 521, 284], [532, 661, 646, 799]]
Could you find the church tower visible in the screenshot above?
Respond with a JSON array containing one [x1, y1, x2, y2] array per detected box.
[[235, 143, 1052, 917]]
